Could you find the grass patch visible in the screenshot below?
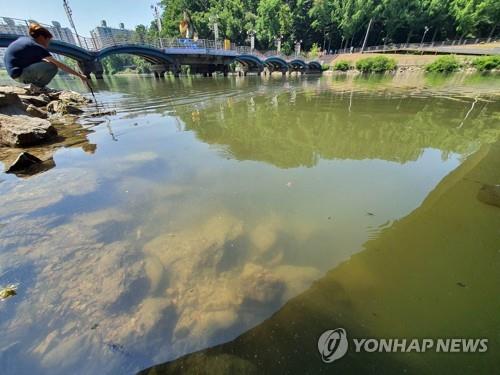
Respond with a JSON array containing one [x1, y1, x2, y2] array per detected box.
[[356, 56, 397, 73], [333, 60, 351, 71], [425, 55, 461, 73], [471, 55, 500, 71]]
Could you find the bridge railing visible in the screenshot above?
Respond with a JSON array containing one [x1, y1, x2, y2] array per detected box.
[[0, 16, 99, 50]]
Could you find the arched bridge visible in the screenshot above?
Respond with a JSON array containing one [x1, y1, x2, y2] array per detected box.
[[0, 19, 323, 79]]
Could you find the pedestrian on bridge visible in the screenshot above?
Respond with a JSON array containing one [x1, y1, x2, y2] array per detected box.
[[3, 23, 89, 89]]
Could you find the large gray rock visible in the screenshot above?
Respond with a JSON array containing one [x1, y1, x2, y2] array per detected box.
[[0, 86, 28, 96], [47, 100, 83, 115], [19, 94, 51, 107], [59, 90, 89, 104], [26, 104, 48, 119], [0, 93, 26, 116], [0, 114, 57, 147], [0, 93, 21, 107]]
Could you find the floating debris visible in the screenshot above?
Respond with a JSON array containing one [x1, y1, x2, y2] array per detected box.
[[0, 284, 18, 301], [367, 212, 375, 216], [105, 342, 130, 356], [84, 109, 117, 118], [456, 282, 466, 288]]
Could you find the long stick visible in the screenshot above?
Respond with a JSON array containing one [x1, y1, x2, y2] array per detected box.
[[85, 80, 99, 112]]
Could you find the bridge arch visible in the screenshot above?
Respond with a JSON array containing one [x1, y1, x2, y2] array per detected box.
[[289, 59, 308, 70], [308, 61, 322, 71], [234, 54, 263, 69], [264, 56, 289, 71], [97, 44, 173, 65]]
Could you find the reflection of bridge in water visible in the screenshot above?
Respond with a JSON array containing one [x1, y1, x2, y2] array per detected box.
[[0, 17, 323, 79]]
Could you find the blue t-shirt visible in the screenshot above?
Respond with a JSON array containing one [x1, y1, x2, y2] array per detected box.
[[4, 37, 51, 78]]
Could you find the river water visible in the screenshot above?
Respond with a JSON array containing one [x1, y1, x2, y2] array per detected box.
[[0, 72, 499, 374]]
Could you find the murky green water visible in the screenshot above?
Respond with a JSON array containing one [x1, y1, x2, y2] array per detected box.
[[0, 73, 499, 374]]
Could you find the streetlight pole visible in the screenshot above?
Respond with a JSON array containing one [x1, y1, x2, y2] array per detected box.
[[63, 0, 82, 48], [209, 15, 219, 49], [275, 35, 283, 54], [420, 26, 430, 52], [294, 40, 302, 57], [151, 3, 163, 48], [361, 18, 373, 53], [248, 30, 255, 53]]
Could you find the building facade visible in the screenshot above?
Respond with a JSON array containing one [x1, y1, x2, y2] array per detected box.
[[90, 20, 134, 49], [0, 17, 76, 45]]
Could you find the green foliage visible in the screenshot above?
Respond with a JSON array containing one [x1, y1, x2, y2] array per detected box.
[[471, 55, 500, 71], [308, 43, 320, 58], [333, 60, 351, 71], [61, 57, 78, 70], [356, 56, 397, 72], [102, 55, 152, 75], [156, 0, 500, 51], [425, 55, 462, 72]]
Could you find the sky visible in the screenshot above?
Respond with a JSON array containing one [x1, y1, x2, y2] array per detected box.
[[1, 0, 157, 36]]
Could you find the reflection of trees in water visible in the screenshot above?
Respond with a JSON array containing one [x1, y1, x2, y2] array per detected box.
[[82, 75, 500, 169], [179, 91, 500, 169]]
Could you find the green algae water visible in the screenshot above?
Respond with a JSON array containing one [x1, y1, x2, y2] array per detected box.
[[0, 73, 499, 374]]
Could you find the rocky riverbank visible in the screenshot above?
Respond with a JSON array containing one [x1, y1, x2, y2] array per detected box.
[[0, 85, 94, 176]]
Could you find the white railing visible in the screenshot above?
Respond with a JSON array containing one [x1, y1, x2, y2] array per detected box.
[[336, 37, 500, 54]]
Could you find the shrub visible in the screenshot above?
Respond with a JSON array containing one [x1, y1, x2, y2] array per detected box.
[[308, 42, 320, 58], [333, 60, 351, 71], [355, 56, 397, 73], [425, 55, 461, 73], [471, 55, 500, 71]]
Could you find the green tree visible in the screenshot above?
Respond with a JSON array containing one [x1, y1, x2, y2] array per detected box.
[[154, 0, 499, 52], [451, 0, 480, 38], [256, 0, 293, 48], [476, 0, 500, 39], [133, 24, 149, 44]]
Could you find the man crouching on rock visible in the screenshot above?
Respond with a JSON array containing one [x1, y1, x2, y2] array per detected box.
[[3, 23, 89, 89]]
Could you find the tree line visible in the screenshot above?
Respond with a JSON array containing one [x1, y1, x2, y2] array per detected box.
[[131, 0, 499, 54]]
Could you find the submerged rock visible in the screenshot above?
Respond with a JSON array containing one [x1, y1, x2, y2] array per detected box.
[[5, 151, 55, 177], [0, 114, 57, 147], [6, 152, 42, 172], [477, 184, 500, 208]]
